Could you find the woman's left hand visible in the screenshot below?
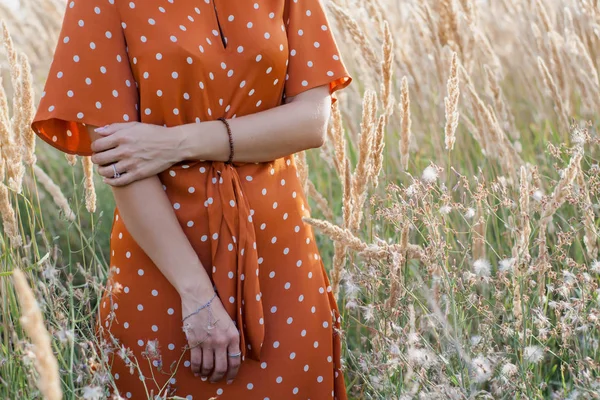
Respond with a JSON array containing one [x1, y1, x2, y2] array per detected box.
[[90, 122, 183, 186]]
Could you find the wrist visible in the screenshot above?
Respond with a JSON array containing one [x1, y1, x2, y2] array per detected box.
[[178, 279, 217, 304], [169, 124, 192, 162]]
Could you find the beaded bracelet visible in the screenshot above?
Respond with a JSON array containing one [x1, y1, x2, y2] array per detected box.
[[217, 117, 234, 164]]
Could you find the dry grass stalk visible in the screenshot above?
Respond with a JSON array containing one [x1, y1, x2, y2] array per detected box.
[[330, 241, 347, 300], [2, 22, 25, 193], [327, 2, 380, 73], [342, 157, 352, 228], [18, 52, 36, 165], [398, 77, 411, 171], [294, 151, 309, 199], [484, 64, 518, 140], [303, 216, 422, 262], [537, 145, 583, 295], [307, 180, 334, 222], [11, 268, 63, 400], [380, 19, 394, 115], [349, 89, 376, 232], [328, 98, 346, 178], [369, 114, 386, 188], [444, 52, 460, 151], [419, 3, 445, 84], [536, 56, 569, 135], [65, 154, 77, 166], [576, 169, 598, 260], [33, 164, 75, 221], [435, 0, 462, 55], [466, 81, 522, 180], [471, 200, 485, 261], [82, 156, 96, 213], [0, 182, 22, 247]]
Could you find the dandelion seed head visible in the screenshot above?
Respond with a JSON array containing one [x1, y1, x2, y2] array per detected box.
[[82, 386, 104, 400], [523, 345, 544, 364], [439, 205, 452, 215], [499, 257, 516, 273], [471, 355, 493, 383], [422, 166, 438, 183], [473, 259, 491, 277]]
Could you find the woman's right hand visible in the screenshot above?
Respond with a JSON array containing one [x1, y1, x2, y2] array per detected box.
[[180, 291, 242, 383]]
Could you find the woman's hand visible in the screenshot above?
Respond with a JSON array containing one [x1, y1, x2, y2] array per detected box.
[[181, 291, 242, 383], [89, 122, 184, 186]]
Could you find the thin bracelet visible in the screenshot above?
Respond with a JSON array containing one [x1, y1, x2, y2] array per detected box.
[[182, 291, 218, 323], [217, 117, 234, 164]]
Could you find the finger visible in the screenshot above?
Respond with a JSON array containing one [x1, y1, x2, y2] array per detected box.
[[93, 121, 136, 135], [190, 346, 203, 377], [90, 134, 120, 153], [91, 148, 122, 166], [102, 172, 138, 187], [97, 160, 129, 178], [210, 346, 228, 383], [225, 341, 242, 383], [200, 347, 214, 378]]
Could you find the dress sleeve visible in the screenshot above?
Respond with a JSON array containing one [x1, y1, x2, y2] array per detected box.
[[30, 0, 139, 156], [283, 0, 353, 105]]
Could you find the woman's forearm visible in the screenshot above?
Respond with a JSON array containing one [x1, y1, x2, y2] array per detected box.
[[86, 126, 215, 301], [174, 85, 331, 163]]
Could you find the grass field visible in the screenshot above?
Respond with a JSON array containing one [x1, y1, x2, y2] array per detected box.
[[1, 0, 600, 398]]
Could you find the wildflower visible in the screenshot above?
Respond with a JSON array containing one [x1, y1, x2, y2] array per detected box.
[[55, 328, 74, 344], [591, 260, 600, 273], [498, 257, 516, 273], [471, 355, 493, 383], [82, 386, 104, 400], [439, 205, 452, 215], [473, 259, 491, 277], [532, 190, 544, 202], [143, 339, 161, 360], [464, 208, 475, 218], [407, 347, 438, 369], [422, 165, 438, 183], [405, 183, 418, 197], [500, 362, 518, 381], [523, 345, 544, 364]]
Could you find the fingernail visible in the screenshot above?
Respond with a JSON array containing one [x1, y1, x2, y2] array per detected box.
[[102, 177, 107, 183], [94, 124, 109, 132]]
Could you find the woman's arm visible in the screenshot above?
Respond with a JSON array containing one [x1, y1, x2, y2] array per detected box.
[[89, 86, 332, 186], [86, 125, 242, 382], [176, 85, 332, 163], [88, 123, 215, 300]]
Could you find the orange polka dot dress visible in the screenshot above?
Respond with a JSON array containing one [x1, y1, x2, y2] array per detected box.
[[31, 0, 353, 399]]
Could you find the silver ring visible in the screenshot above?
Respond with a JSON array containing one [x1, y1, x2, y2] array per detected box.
[[112, 164, 121, 179], [227, 351, 242, 358]]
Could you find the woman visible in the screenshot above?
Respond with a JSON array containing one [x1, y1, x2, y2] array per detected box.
[[31, 0, 352, 398]]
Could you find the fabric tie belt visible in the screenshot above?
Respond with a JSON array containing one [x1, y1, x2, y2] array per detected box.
[[205, 161, 265, 361]]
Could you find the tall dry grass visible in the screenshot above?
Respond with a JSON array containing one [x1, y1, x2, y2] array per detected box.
[[1, 0, 600, 398]]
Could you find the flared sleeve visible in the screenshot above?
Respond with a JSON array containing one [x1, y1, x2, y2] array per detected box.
[[31, 0, 139, 156], [283, 0, 353, 105]]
